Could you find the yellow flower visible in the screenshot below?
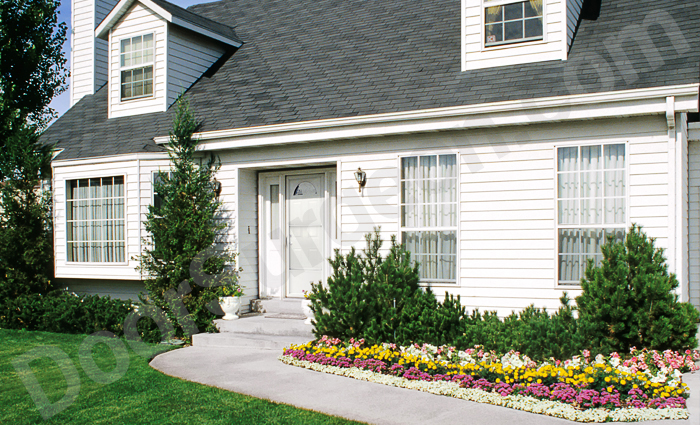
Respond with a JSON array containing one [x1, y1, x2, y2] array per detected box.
[[620, 380, 626, 385], [605, 377, 611, 383]]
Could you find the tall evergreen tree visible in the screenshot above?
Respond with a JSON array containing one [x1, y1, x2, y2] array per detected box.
[[137, 98, 233, 339]]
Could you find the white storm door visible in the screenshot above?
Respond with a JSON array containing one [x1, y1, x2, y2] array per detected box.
[[286, 174, 325, 297], [262, 177, 284, 297]]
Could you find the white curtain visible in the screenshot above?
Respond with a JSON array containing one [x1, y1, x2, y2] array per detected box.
[[401, 154, 458, 281], [558, 144, 626, 283]]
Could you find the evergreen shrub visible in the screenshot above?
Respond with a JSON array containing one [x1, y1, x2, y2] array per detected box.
[[576, 224, 699, 355], [309, 229, 469, 347], [310, 226, 699, 360], [0, 290, 133, 335]]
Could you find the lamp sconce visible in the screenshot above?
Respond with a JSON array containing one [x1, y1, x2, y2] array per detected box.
[[354, 167, 367, 193], [212, 178, 222, 199]]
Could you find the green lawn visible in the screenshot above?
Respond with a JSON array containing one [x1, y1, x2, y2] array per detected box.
[[1, 329, 364, 424]]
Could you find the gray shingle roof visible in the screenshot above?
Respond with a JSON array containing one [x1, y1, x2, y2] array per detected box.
[[149, 0, 242, 44], [44, 0, 700, 161]]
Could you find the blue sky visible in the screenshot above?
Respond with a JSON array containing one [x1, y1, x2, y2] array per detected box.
[[48, 0, 218, 122]]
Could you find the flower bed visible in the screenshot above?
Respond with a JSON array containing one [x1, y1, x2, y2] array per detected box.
[[280, 336, 700, 422]]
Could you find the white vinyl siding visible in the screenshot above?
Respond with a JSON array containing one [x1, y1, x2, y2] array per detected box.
[[401, 154, 458, 283], [53, 115, 682, 316], [463, 0, 567, 71], [108, 3, 167, 118], [236, 168, 256, 314], [167, 26, 227, 106], [71, 0, 119, 106]]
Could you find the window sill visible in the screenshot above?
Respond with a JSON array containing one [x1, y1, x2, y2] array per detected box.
[[481, 37, 547, 52], [120, 94, 154, 102]]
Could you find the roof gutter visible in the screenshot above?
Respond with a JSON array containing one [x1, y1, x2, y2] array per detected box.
[[153, 83, 700, 151]]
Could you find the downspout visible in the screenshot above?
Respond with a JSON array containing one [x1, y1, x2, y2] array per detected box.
[[137, 158, 142, 268], [667, 96, 681, 297]]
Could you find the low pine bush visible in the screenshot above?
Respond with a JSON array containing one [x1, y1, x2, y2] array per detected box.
[[310, 229, 469, 347], [576, 224, 699, 355], [310, 226, 699, 361]]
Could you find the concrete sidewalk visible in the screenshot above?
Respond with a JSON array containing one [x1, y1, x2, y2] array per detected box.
[[150, 345, 700, 425]]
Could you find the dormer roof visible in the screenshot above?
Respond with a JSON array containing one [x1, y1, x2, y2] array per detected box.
[[95, 0, 242, 47]]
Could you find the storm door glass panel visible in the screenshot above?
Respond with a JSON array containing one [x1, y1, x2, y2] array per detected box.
[[270, 184, 280, 239], [286, 175, 324, 296]]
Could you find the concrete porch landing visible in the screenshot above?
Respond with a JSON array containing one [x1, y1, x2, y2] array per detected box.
[[192, 298, 314, 350]]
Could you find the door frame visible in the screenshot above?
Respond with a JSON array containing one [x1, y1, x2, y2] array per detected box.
[[258, 167, 337, 299]]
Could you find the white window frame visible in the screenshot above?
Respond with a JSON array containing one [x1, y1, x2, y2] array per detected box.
[[398, 151, 460, 286], [66, 176, 127, 264], [554, 141, 630, 287], [482, 0, 545, 50], [119, 33, 155, 101]]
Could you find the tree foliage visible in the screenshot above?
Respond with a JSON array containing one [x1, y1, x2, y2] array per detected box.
[[576, 224, 699, 355], [0, 125, 54, 299], [137, 98, 235, 340], [0, 0, 67, 146]]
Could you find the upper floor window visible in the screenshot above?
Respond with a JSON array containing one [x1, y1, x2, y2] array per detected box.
[[557, 144, 626, 285], [120, 34, 154, 101], [401, 154, 458, 284], [485, 0, 543, 47], [66, 176, 125, 263]]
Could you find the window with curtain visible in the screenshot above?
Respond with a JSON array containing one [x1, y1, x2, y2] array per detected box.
[[66, 176, 126, 263], [485, 0, 543, 47], [120, 33, 154, 100], [557, 144, 626, 284], [401, 154, 458, 283]]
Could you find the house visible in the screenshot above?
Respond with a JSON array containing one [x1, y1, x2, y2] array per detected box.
[[43, 0, 700, 317]]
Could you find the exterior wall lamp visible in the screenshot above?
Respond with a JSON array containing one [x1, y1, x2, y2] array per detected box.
[[354, 167, 367, 193], [212, 178, 222, 199]]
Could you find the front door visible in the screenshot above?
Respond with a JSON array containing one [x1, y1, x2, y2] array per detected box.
[[259, 169, 335, 299], [286, 174, 325, 297]]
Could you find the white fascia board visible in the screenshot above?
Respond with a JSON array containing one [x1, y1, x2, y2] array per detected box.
[[96, 0, 240, 47], [52, 152, 169, 168], [152, 84, 700, 151], [171, 17, 242, 47], [689, 122, 700, 141]]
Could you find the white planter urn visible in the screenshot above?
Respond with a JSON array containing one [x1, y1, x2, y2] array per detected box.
[[220, 296, 241, 320], [301, 299, 314, 325]]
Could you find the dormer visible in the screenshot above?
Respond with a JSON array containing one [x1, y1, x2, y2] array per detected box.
[[94, 0, 242, 119], [462, 0, 584, 70]]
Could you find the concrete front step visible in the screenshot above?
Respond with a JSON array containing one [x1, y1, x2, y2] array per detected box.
[[192, 333, 308, 350], [214, 316, 314, 338], [257, 298, 305, 315]]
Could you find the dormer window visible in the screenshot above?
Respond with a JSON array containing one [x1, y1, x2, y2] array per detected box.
[[120, 34, 154, 101], [484, 0, 543, 47]]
